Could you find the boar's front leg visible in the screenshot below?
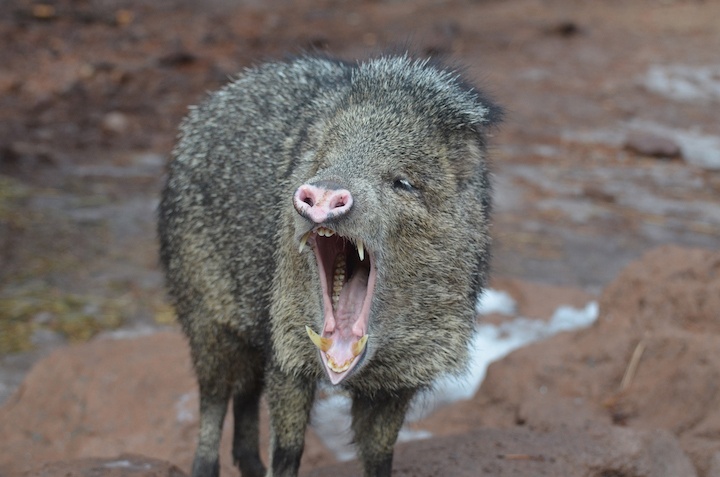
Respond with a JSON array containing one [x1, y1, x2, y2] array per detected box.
[[351, 389, 416, 477], [231, 371, 266, 477], [192, 390, 228, 477], [266, 364, 316, 477], [188, 327, 266, 477]]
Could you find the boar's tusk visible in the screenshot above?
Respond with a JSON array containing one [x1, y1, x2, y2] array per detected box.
[[352, 335, 368, 357], [298, 231, 312, 253], [305, 325, 332, 352]]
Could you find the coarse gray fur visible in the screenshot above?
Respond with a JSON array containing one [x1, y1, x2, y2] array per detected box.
[[158, 54, 501, 477]]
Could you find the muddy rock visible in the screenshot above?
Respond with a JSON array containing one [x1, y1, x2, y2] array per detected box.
[[624, 129, 681, 158], [308, 426, 696, 477], [0, 331, 336, 476], [419, 245, 720, 476], [22, 454, 187, 477]]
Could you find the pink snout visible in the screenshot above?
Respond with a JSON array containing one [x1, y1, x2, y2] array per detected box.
[[293, 182, 353, 224]]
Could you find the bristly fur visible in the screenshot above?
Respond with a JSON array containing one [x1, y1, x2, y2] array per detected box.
[[158, 53, 501, 477]]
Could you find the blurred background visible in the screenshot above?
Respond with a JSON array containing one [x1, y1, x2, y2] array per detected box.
[[1, 0, 719, 475]]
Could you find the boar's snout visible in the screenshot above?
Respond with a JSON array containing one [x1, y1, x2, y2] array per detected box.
[[293, 180, 353, 224]]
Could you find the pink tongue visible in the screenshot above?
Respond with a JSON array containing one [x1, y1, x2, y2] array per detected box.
[[326, 267, 370, 365], [335, 267, 369, 325]]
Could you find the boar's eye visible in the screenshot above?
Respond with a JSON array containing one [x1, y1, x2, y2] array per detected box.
[[392, 177, 416, 192]]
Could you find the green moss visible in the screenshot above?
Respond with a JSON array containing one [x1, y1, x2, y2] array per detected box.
[[0, 175, 31, 225], [0, 288, 126, 354]]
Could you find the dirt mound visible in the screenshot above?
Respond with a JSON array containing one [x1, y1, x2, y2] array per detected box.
[[418, 245, 720, 476], [600, 245, 720, 334]]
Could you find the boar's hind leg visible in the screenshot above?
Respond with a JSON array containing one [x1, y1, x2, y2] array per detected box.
[[351, 389, 416, 477], [232, 363, 266, 477], [266, 364, 316, 477]]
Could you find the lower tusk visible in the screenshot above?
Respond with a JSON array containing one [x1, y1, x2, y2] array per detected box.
[[306, 325, 332, 352], [352, 335, 368, 357]]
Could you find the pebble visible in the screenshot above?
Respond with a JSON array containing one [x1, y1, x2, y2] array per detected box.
[[624, 130, 681, 158], [102, 111, 129, 134]]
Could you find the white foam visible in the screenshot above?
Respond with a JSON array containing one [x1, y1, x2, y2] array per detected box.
[[98, 324, 158, 340], [311, 393, 355, 461], [413, 299, 598, 421], [643, 64, 720, 102], [174, 391, 196, 423], [103, 460, 151, 470], [476, 288, 517, 316]]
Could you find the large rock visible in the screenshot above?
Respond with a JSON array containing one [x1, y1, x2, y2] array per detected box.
[[0, 331, 336, 476], [418, 245, 720, 476], [309, 426, 696, 477]]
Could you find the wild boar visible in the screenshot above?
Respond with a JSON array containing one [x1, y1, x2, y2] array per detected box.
[[158, 54, 501, 477]]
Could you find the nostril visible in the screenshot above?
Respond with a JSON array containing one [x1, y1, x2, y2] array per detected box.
[[296, 187, 316, 208], [330, 191, 351, 210]]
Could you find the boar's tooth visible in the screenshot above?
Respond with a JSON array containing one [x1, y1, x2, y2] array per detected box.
[[352, 335, 368, 357], [298, 231, 312, 253], [305, 325, 332, 352], [356, 239, 365, 262], [332, 254, 345, 313], [327, 355, 352, 373], [316, 226, 335, 237]]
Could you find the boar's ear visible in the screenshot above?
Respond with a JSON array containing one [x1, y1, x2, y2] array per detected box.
[[454, 90, 501, 184], [450, 137, 489, 186]]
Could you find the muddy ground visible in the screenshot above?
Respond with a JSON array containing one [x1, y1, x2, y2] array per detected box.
[[0, 0, 719, 474]]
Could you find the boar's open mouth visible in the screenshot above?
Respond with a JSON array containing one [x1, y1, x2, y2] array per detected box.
[[300, 226, 376, 385]]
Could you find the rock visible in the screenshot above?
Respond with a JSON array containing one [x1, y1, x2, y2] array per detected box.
[[678, 134, 720, 171], [22, 454, 187, 477], [623, 121, 720, 170], [102, 111, 130, 135], [308, 426, 696, 477], [156, 51, 196, 68], [417, 245, 720, 475], [624, 129, 681, 158], [643, 65, 720, 103], [600, 245, 720, 334], [0, 331, 336, 476], [544, 20, 583, 38]]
